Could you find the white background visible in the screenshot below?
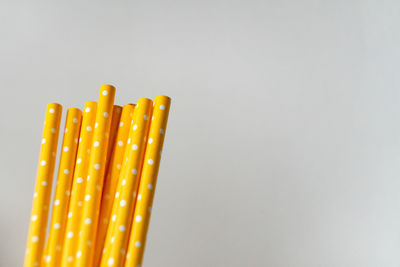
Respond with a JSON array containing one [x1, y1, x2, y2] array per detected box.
[[0, 0, 399, 266]]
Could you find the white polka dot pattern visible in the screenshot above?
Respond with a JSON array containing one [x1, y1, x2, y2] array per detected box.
[[43, 108, 82, 267], [25, 90, 171, 267], [75, 85, 115, 267], [100, 98, 153, 267], [93, 104, 132, 266], [61, 101, 97, 266], [125, 95, 171, 267], [24, 103, 62, 267]]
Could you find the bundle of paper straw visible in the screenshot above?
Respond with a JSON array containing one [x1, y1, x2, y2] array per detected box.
[[24, 85, 171, 267]]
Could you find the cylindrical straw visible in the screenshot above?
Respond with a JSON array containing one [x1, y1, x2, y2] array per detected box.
[[75, 85, 115, 266], [125, 95, 171, 267], [60, 102, 97, 267], [24, 103, 62, 267], [100, 99, 153, 267], [105, 105, 122, 168], [43, 108, 82, 266], [94, 104, 135, 267]]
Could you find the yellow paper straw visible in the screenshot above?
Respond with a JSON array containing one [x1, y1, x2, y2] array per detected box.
[[125, 95, 171, 267], [43, 108, 82, 266], [24, 103, 62, 267], [75, 85, 115, 266], [60, 102, 97, 267], [100, 98, 153, 267], [98, 105, 138, 265], [94, 104, 135, 267], [106, 105, 122, 167]]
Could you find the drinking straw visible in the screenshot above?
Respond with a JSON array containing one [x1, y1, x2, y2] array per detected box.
[[75, 85, 115, 266], [24, 103, 62, 267], [106, 105, 123, 166], [100, 99, 153, 267], [93, 104, 135, 267], [43, 108, 82, 266], [124, 95, 171, 267], [60, 102, 97, 267]]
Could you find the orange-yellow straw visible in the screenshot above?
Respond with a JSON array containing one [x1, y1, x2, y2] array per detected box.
[[106, 105, 122, 167], [125, 95, 171, 267], [94, 104, 135, 266], [24, 103, 62, 267], [60, 102, 97, 267], [43, 108, 82, 266], [101, 99, 152, 267], [74, 85, 115, 266]]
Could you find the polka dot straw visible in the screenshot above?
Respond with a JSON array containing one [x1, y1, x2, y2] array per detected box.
[[93, 104, 135, 266], [24, 103, 62, 267], [124, 95, 171, 267], [100, 98, 153, 267], [24, 87, 171, 267], [60, 102, 97, 267], [75, 85, 116, 266], [105, 105, 123, 170], [43, 108, 82, 267]]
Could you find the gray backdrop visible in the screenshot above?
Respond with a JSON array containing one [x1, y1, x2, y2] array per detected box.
[[1, 0, 399, 266]]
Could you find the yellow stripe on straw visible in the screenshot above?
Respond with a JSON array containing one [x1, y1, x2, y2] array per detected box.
[[75, 85, 116, 266], [94, 104, 135, 267], [100, 98, 153, 267], [125, 95, 171, 267], [43, 108, 82, 267], [24, 103, 62, 267], [60, 102, 97, 267]]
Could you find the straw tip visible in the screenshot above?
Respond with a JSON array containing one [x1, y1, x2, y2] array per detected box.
[[47, 103, 63, 113], [123, 104, 136, 112], [100, 84, 116, 94], [67, 107, 83, 115], [155, 95, 171, 102], [84, 101, 97, 108], [68, 107, 81, 111], [47, 102, 62, 108], [137, 98, 153, 105]]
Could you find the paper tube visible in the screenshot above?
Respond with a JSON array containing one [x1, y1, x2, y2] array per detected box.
[[100, 98, 153, 267], [43, 108, 82, 266], [60, 102, 97, 267], [106, 105, 122, 169], [124, 95, 171, 267], [24, 103, 62, 267], [75, 85, 115, 266], [93, 104, 135, 266]]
